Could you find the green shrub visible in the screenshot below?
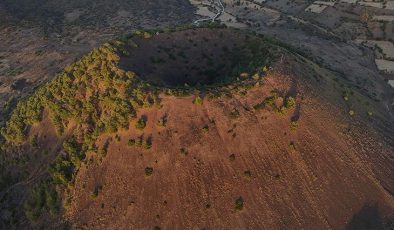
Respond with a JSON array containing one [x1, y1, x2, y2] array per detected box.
[[91, 185, 102, 199], [145, 167, 154, 176], [290, 121, 298, 131], [1, 41, 149, 146], [202, 125, 209, 133], [193, 96, 203, 105], [274, 106, 287, 115], [229, 109, 240, 119], [142, 140, 152, 149], [31, 135, 39, 148], [128, 139, 136, 146], [289, 142, 296, 151], [135, 137, 143, 147], [157, 117, 166, 127], [253, 96, 275, 110], [49, 155, 74, 185], [100, 139, 110, 157], [285, 96, 296, 108], [135, 118, 146, 130], [229, 154, 235, 161], [63, 137, 84, 167], [244, 170, 251, 177], [235, 197, 244, 210], [180, 148, 188, 156]]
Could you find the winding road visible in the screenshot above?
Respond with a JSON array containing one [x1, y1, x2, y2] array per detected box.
[[193, 0, 225, 24]]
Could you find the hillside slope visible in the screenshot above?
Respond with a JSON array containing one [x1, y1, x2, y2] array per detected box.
[[0, 27, 393, 229]]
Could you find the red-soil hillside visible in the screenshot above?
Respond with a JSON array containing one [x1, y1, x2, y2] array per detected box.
[[67, 56, 394, 229], [0, 27, 393, 229]]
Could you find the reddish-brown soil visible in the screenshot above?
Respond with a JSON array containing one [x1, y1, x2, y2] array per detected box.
[[60, 56, 394, 229]]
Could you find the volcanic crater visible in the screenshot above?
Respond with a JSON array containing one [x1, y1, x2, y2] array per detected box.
[[120, 28, 275, 87]]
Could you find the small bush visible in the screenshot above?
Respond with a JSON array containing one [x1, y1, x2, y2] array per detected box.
[[135, 137, 143, 147], [289, 142, 296, 151], [244, 170, 251, 177], [180, 148, 188, 156], [157, 117, 166, 127], [128, 139, 136, 146], [202, 125, 209, 133], [285, 96, 296, 108], [142, 140, 152, 149], [145, 167, 154, 176], [349, 110, 355, 116], [91, 185, 102, 199], [31, 135, 39, 148], [274, 106, 287, 115], [290, 121, 298, 131], [229, 154, 236, 161], [235, 197, 244, 210], [99, 139, 110, 157], [193, 96, 203, 105], [229, 109, 240, 119], [135, 118, 146, 130]]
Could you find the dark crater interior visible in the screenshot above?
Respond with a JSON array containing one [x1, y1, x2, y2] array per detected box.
[[120, 28, 274, 87]]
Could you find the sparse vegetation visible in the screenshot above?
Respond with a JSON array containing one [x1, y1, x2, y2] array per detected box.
[[1, 41, 159, 145], [31, 134, 39, 148], [254, 93, 296, 116], [128, 136, 151, 149], [0, 41, 164, 227], [229, 154, 236, 161], [24, 180, 58, 223]]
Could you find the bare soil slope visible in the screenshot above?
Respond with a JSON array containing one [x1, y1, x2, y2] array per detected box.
[[68, 57, 394, 229]]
